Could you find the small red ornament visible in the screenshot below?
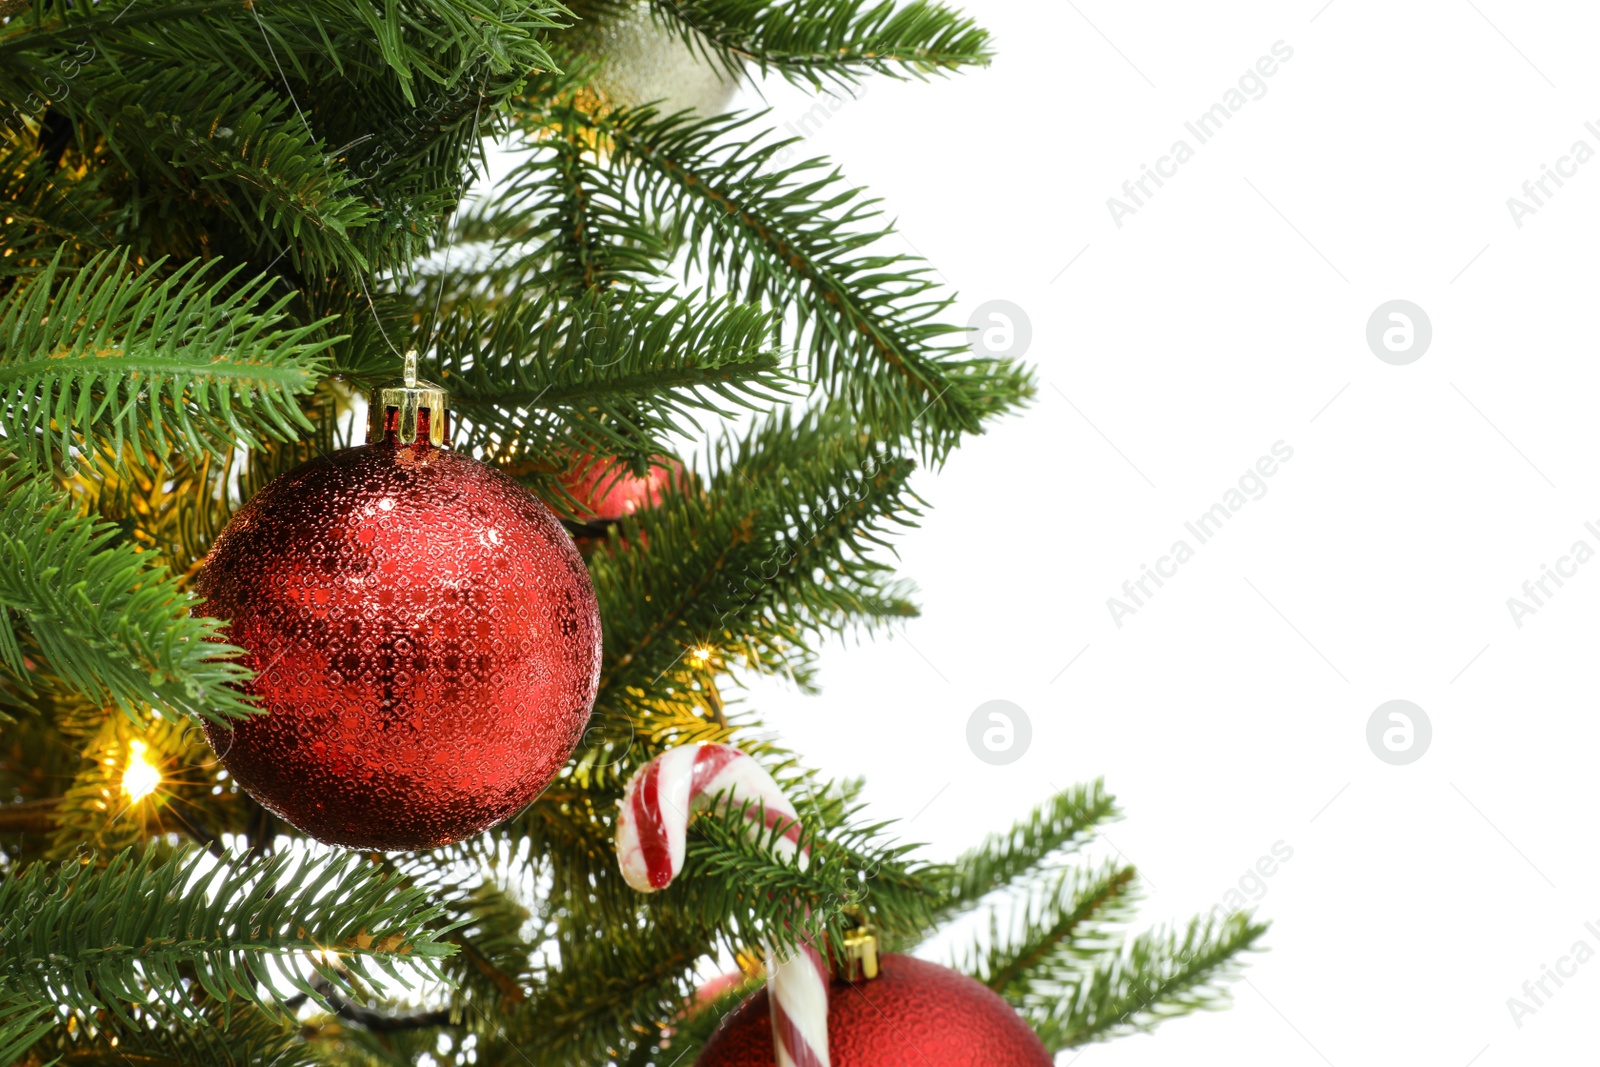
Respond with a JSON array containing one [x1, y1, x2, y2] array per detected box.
[[197, 355, 602, 851], [561, 454, 682, 522], [691, 970, 751, 1012], [694, 954, 1053, 1067]]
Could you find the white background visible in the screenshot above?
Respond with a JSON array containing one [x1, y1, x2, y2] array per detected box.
[[716, 2, 1600, 1064]]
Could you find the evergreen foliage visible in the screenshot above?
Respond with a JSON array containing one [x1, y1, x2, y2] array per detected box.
[[0, 0, 1266, 1063]]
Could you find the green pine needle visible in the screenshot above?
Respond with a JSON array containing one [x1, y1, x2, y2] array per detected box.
[[646, 0, 994, 86], [431, 287, 791, 465], [0, 467, 257, 724], [29, 997, 315, 1067], [0, 992, 55, 1067], [924, 779, 1123, 932], [961, 863, 1142, 1000], [0, 249, 337, 471], [1032, 911, 1271, 1050], [0, 844, 457, 1026]]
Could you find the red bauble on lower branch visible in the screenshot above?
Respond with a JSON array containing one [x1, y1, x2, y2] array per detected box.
[[695, 954, 1053, 1067], [196, 357, 602, 851]]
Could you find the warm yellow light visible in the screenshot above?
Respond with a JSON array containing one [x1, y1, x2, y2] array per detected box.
[[692, 647, 713, 663], [121, 740, 161, 802]]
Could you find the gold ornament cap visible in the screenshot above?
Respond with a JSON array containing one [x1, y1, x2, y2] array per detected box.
[[368, 350, 450, 447], [841, 911, 880, 982]]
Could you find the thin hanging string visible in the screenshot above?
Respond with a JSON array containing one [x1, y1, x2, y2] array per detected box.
[[246, 5, 487, 366], [429, 69, 490, 355]]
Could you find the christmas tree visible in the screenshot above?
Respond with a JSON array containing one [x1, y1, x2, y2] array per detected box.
[[0, 1, 1268, 1064]]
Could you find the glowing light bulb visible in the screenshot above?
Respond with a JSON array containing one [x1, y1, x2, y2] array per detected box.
[[692, 647, 713, 663], [121, 739, 161, 802]]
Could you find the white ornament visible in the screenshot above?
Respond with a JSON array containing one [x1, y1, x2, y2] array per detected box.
[[579, 1, 741, 115]]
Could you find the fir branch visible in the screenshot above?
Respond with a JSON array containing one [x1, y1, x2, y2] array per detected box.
[[1031, 912, 1271, 1050], [0, 844, 456, 1025], [69, 383, 349, 581], [509, 916, 708, 1067], [0, 467, 257, 724], [922, 779, 1121, 934], [649, 0, 993, 85], [512, 783, 634, 900], [430, 287, 788, 466], [958, 863, 1139, 1000], [378, 854, 538, 1013], [303, 1023, 451, 1067], [3, 2, 561, 289], [0, 991, 53, 1066], [0, 249, 337, 470], [81, 62, 377, 277], [679, 797, 929, 955], [568, 671, 735, 795], [516, 101, 1035, 457], [0, 0, 566, 103], [73, 444, 239, 584], [30, 997, 315, 1067], [0, 798, 57, 834], [591, 403, 921, 700], [452, 107, 670, 295], [0, 1, 216, 61], [0, 140, 112, 280]]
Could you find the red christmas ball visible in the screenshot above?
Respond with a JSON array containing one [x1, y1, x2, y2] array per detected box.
[[198, 377, 601, 851], [561, 454, 682, 523], [695, 954, 1053, 1067]]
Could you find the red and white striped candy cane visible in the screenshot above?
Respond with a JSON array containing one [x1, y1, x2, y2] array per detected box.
[[617, 743, 830, 1067]]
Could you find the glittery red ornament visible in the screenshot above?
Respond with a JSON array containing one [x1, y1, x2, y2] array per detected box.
[[694, 954, 1053, 1067], [197, 358, 602, 851]]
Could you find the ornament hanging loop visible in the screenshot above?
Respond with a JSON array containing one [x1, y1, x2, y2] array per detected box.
[[368, 349, 451, 447]]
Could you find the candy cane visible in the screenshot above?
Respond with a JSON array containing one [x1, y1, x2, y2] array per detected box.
[[617, 743, 830, 1067]]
